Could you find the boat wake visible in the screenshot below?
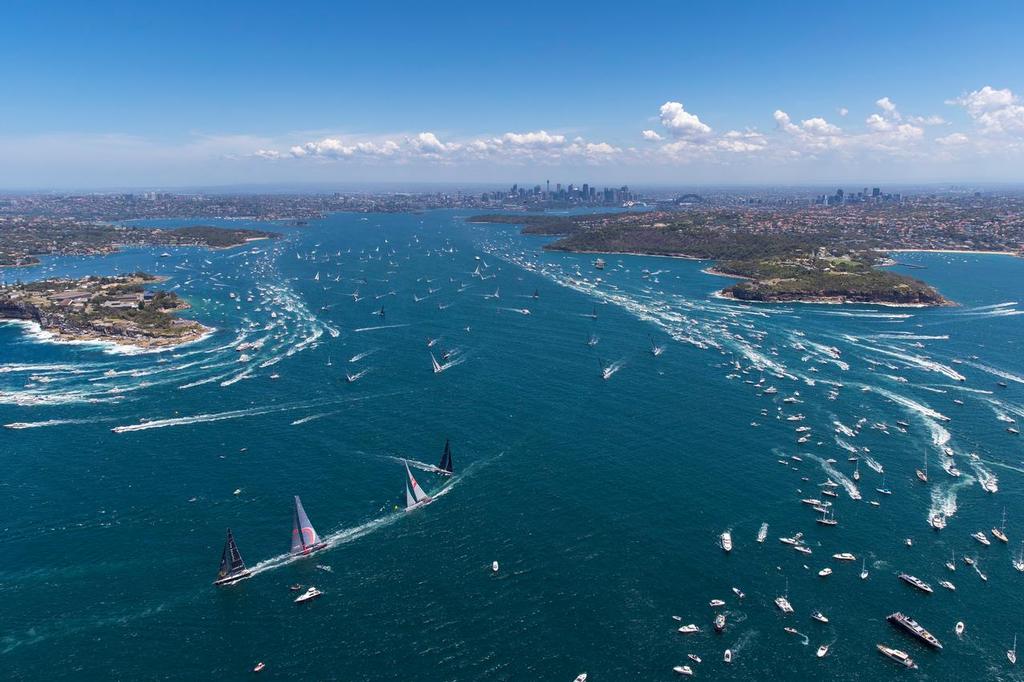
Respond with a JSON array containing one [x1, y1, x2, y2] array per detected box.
[[353, 323, 411, 333], [4, 417, 114, 429], [247, 454, 494, 577], [290, 411, 339, 426], [111, 391, 409, 433], [805, 454, 861, 500]]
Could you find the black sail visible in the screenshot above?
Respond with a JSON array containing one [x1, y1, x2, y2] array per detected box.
[[439, 439, 453, 473], [217, 528, 247, 579], [227, 529, 246, 573]]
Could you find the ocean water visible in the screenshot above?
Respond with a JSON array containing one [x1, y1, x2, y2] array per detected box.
[[1, 210, 1022, 681]]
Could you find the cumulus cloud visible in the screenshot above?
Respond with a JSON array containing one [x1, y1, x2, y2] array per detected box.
[[876, 97, 899, 116], [269, 128, 624, 166], [657, 101, 712, 137], [717, 130, 768, 153], [801, 117, 842, 136], [907, 115, 946, 126], [499, 130, 566, 147], [936, 132, 969, 145], [951, 85, 1024, 134], [249, 87, 1024, 172]]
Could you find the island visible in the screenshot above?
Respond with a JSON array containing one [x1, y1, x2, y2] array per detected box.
[[0, 273, 210, 348], [468, 212, 952, 306], [0, 219, 279, 267]]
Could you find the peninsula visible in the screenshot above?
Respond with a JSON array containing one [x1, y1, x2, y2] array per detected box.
[[0, 273, 210, 348], [469, 211, 953, 306], [0, 219, 279, 267]]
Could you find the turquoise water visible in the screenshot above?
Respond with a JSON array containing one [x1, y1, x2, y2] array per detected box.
[[1, 211, 1022, 681]]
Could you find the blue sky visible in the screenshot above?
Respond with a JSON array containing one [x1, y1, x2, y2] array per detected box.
[[3, 0, 1024, 188]]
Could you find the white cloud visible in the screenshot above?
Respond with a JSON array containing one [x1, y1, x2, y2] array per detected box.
[[408, 132, 455, 155], [657, 101, 712, 138], [936, 132, 969, 145], [876, 97, 899, 116], [584, 142, 620, 155], [907, 115, 946, 126], [801, 117, 841, 136], [951, 85, 1024, 134], [499, 130, 566, 147], [245, 87, 1024, 174], [717, 130, 767, 153]]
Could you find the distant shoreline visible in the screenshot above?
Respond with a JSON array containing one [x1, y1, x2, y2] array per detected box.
[[886, 248, 1020, 256]]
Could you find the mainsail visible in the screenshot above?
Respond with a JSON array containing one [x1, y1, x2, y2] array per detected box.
[[405, 460, 431, 509], [214, 528, 251, 584], [290, 495, 323, 555], [430, 352, 443, 373], [438, 439, 453, 474]]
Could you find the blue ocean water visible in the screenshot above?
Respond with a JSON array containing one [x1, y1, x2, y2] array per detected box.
[[1, 211, 1022, 681]]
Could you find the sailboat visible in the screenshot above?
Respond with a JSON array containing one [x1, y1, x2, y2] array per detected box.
[[992, 508, 1009, 543], [1014, 541, 1024, 572], [531, 289, 539, 300], [853, 460, 860, 481], [1009, 634, 1017, 665], [436, 439, 454, 475], [649, 335, 665, 357], [375, 305, 385, 318], [404, 460, 432, 510], [213, 528, 252, 586], [860, 558, 869, 580], [915, 455, 928, 483], [290, 496, 327, 556], [314, 271, 320, 281], [430, 352, 444, 374]]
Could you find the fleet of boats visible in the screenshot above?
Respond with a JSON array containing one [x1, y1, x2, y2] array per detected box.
[[213, 441, 455, 585], [178, 243, 1024, 677]]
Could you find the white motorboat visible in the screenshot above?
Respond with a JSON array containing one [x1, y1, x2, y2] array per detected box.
[[294, 586, 322, 603]]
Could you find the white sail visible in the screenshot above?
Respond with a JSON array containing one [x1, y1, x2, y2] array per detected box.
[[404, 461, 430, 508], [431, 352, 443, 373]]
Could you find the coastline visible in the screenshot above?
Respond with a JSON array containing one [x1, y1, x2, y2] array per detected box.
[[711, 288, 937, 308], [0, 318, 216, 354], [547, 247, 704, 261], [886, 248, 1021, 256], [701, 267, 752, 280]]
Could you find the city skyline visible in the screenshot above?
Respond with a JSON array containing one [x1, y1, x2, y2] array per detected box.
[[3, 1, 1024, 188]]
